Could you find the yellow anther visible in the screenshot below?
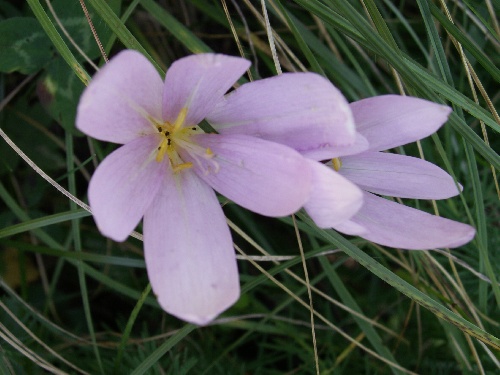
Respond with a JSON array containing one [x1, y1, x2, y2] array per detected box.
[[205, 147, 213, 156], [172, 107, 188, 131], [172, 162, 193, 173], [156, 139, 169, 162], [332, 157, 342, 172]]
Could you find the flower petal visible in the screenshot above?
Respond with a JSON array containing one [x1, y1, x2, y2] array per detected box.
[[332, 219, 367, 236], [184, 134, 311, 217], [88, 136, 165, 241], [76, 50, 163, 144], [304, 160, 363, 227], [302, 132, 369, 160], [334, 192, 475, 249], [351, 95, 451, 151], [338, 152, 460, 199], [207, 73, 356, 152], [162, 54, 250, 126], [143, 169, 239, 325]]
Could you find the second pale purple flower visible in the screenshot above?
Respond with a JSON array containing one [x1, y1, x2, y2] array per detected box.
[[209, 91, 475, 250]]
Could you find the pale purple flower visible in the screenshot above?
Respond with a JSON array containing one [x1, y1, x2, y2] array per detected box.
[[329, 95, 475, 249], [211, 94, 475, 249], [76, 50, 363, 324]]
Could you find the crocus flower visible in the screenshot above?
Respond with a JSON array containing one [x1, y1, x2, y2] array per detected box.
[[210, 94, 475, 249], [329, 95, 475, 249], [76, 50, 363, 324]]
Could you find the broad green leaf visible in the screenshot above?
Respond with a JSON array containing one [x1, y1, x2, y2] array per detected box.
[[0, 100, 63, 175], [40, 59, 85, 131], [0, 17, 52, 74]]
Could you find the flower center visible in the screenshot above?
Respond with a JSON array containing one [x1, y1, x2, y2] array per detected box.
[[332, 157, 342, 171], [151, 107, 215, 173]]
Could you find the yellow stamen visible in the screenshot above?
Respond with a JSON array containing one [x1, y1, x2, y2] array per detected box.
[[172, 162, 193, 173], [156, 138, 169, 162], [332, 157, 342, 171], [172, 107, 188, 131], [205, 147, 213, 156]]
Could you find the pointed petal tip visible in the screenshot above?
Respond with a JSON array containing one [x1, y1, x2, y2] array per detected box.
[[438, 103, 453, 116], [446, 224, 476, 249], [339, 152, 461, 200], [337, 192, 476, 250], [158, 291, 240, 326], [351, 95, 453, 151]]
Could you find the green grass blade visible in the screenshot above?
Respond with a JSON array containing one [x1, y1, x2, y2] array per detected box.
[[103, 0, 142, 55], [0, 209, 90, 239], [297, 213, 500, 351], [319, 257, 404, 375], [361, 0, 399, 50], [130, 324, 197, 375], [415, 0, 453, 84], [272, 0, 324, 75], [464, 142, 500, 308], [429, 2, 499, 82], [4, 239, 145, 268], [26, 0, 90, 85], [291, 0, 500, 170], [140, 0, 211, 54], [86, 0, 162, 72], [65, 131, 104, 374], [381, 0, 430, 62], [113, 283, 152, 375]]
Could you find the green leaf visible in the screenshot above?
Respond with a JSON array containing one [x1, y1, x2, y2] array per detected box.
[[0, 100, 64, 175], [39, 58, 85, 131], [0, 17, 53, 74], [26, 0, 91, 85]]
